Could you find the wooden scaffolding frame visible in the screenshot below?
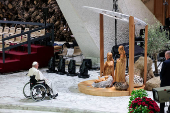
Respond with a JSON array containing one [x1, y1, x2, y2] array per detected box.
[[99, 14, 148, 95]]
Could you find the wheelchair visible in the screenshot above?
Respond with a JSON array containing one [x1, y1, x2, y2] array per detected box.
[[23, 75, 53, 102]]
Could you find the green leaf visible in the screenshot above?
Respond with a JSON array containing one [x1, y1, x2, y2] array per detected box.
[[128, 89, 148, 111]]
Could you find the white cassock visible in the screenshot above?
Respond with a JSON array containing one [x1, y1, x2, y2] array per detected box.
[[27, 67, 57, 95]]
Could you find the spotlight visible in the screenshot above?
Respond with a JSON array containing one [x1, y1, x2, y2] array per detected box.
[[83, 59, 92, 70], [78, 60, 90, 78], [67, 60, 77, 76], [56, 58, 66, 75], [46, 57, 56, 73]]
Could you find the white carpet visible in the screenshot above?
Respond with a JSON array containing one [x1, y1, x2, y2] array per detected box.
[[0, 61, 168, 113]]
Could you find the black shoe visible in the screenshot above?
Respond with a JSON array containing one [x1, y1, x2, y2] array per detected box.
[[55, 93, 58, 97], [52, 93, 58, 99]]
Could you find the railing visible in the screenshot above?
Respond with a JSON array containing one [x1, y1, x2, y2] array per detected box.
[[0, 20, 54, 63]]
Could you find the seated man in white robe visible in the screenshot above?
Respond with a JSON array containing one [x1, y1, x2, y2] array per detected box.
[[27, 61, 58, 99]]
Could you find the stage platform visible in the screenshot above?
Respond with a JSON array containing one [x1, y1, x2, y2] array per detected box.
[[0, 44, 54, 73], [78, 80, 145, 97]]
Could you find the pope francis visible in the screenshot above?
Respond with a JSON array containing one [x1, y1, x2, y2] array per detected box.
[[27, 61, 58, 99]]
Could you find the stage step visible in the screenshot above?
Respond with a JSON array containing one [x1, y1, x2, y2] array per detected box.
[[0, 59, 20, 63], [9, 44, 46, 53], [0, 45, 54, 73], [0, 51, 37, 55]]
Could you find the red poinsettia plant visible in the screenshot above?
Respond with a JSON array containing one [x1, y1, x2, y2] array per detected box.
[[129, 97, 160, 113]]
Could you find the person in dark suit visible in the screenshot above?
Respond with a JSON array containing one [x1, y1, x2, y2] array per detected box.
[[165, 14, 170, 40], [165, 14, 170, 29], [160, 51, 170, 113]]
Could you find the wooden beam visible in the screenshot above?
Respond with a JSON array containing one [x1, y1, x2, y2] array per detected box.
[[144, 25, 148, 85], [163, 0, 165, 25], [100, 14, 104, 76], [129, 16, 135, 95], [154, 0, 156, 15]]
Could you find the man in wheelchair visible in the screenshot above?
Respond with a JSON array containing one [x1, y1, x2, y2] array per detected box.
[[27, 61, 58, 99]]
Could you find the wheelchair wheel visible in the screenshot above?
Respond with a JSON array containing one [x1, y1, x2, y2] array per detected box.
[[31, 84, 46, 102], [23, 82, 31, 99]]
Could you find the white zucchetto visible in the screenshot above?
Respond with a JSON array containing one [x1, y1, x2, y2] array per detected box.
[[32, 61, 38, 66]]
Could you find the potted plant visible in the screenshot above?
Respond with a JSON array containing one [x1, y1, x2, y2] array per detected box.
[[129, 97, 160, 113], [128, 89, 160, 113], [147, 21, 169, 76], [128, 89, 148, 109]]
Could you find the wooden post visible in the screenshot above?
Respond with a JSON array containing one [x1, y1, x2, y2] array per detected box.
[[144, 25, 148, 85], [129, 16, 135, 95], [100, 14, 104, 76]]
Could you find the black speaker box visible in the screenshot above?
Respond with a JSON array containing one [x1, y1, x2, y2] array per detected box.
[[83, 59, 92, 69], [78, 60, 89, 78], [67, 60, 77, 76], [46, 57, 56, 73], [56, 58, 66, 75]]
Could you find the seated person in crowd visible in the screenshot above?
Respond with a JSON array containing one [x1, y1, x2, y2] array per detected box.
[[27, 61, 58, 99]]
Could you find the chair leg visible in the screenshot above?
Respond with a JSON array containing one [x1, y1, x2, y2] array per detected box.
[[59, 55, 63, 59]]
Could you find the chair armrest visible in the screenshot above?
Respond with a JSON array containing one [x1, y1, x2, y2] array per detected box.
[[37, 80, 45, 83], [72, 52, 82, 56]]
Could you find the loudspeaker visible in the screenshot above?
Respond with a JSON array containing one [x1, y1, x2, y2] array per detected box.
[[83, 59, 92, 69], [78, 60, 89, 78], [67, 60, 77, 76], [56, 58, 66, 75], [46, 57, 56, 73]]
